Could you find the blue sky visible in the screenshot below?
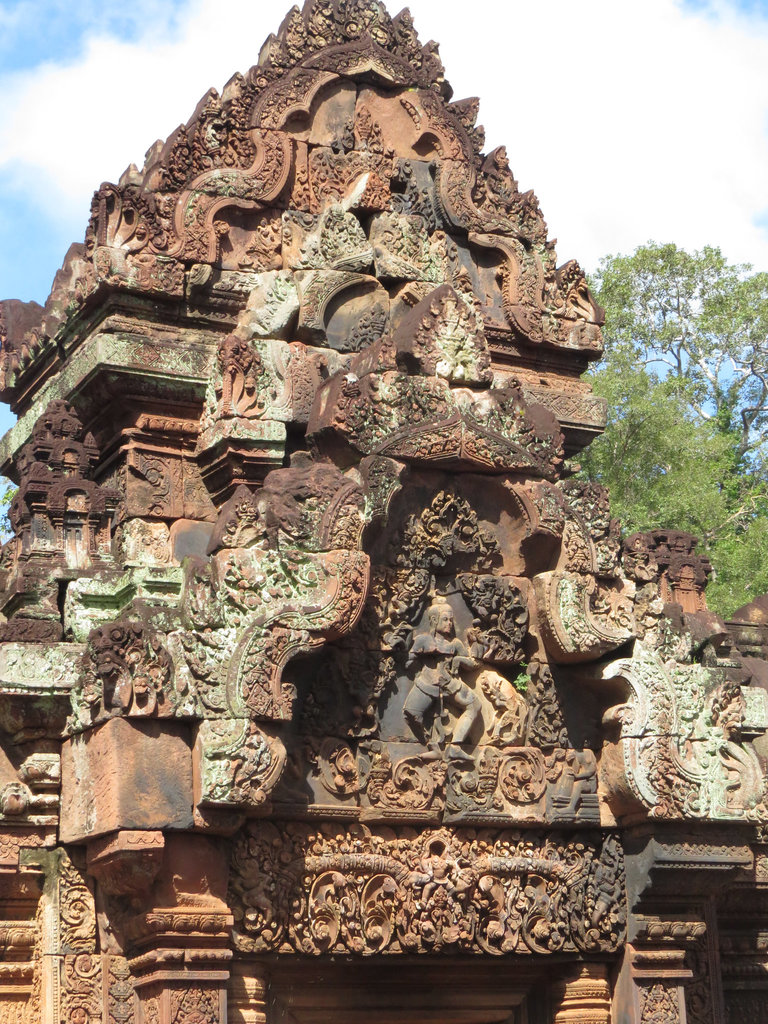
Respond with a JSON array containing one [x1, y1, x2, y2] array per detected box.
[[683, 0, 768, 12], [1, 0, 768, 433], [0, 0, 187, 72]]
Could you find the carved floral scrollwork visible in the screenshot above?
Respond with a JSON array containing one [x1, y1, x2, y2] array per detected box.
[[314, 738, 361, 796], [172, 129, 294, 263], [58, 851, 97, 954], [226, 548, 370, 719], [497, 749, 547, 804], [162, 452, 371, 724], [283, 202, 373, 272], [460, 574, 528, 665], [363, 744, 446, 816], [561, 480, 621, 577], [61, 953, 102, 1024], [229, 822, 625, 957], [392, 488, 499, 573], [640, 983, 681, 1023], [195, 719, 287, 810], [441, 743, 593, 825], [599, 642, 768, 823], [169, 985, 221, 1024], [533, 570, 635, 664]]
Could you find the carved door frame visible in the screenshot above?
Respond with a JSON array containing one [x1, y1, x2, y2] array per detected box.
[[228, 958, 613, 1024]]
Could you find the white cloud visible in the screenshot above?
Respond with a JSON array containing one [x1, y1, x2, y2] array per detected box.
[[1, 0, 767, 285]]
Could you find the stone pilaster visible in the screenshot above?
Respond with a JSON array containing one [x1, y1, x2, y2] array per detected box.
[[121, 834, 233, 1024], [613, 943, 690, 1023]]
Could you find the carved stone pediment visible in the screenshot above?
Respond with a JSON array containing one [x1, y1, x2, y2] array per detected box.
[[0, 2, 765, 1021], [307, 286, 565, 476]]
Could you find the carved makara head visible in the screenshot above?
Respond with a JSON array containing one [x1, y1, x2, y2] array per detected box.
[[87, 623, 138, 711]]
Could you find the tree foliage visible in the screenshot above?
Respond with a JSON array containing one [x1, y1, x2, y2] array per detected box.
[[582, 242, 768, 618], [0, 480, 14, 540]]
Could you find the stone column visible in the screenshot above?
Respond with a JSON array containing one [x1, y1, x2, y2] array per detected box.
[[0, 875, 38, 1024], [88, 831, 233, 1024], [551, 964, 612, 1023], [131, 946, 231, 1024], [0, 840, 48, 1024], [15, 847, 102, 1024], [228, 964, 269, 1024]]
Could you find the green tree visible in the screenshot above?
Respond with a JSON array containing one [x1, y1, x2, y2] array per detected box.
[[582, 242, 768, 617], [0, 479, 14, 540]]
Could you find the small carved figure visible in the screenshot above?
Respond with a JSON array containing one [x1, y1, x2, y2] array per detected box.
[[403, 599, 481, 759], [408, 838, 462, 903], [479, 668, 528, 745], [548, 748, 598, 820]]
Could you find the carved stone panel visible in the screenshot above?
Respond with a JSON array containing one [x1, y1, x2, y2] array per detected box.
[[229, 822, 626, 957]]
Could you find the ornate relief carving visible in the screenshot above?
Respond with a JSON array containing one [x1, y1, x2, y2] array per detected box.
[[640, 983, 681, 1023], [282, 202, 373, 272], [534, 570, 635, 664], [624, 529, 713, 614], [59, 850, 97, 953], [391, 284, 491, 385], [362, 744, 446, 818], [7, 4, 768, 1021], [0, 400, 118, 642], [229, 823, 626, 956], [227, 547, 369, 719], [393, 488, 499, 572], [724, 994, 768, 1024], [87, 831, 164, 899], [61, 953, 102, 1024], [308, 295, 565, 476], [169, 985, 220, 1024], [172, 130, 293, 263], [599, 642, 768, 822], [198, 331, 324, 470], [195, 719, 286, 810], [107, 956, 135, 1024], [460, 575, 528, 665], [163, 454, 371, 728], [69, 619, 176, 732], [370, 213, 455, 283], [402, 597, 480, 756], [92, 246, 185, 296]]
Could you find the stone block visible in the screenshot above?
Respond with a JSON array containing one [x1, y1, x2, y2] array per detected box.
[[60, 717, 193, 842]]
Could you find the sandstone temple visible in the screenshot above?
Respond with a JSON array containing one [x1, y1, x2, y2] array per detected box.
[[1, 3, 767, 1021]]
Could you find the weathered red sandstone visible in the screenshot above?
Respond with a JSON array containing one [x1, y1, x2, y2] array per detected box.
[[0, 3, 764, 1021]]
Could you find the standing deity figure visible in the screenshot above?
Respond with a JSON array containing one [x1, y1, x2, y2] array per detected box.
[[404, 599, 481, 759]]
